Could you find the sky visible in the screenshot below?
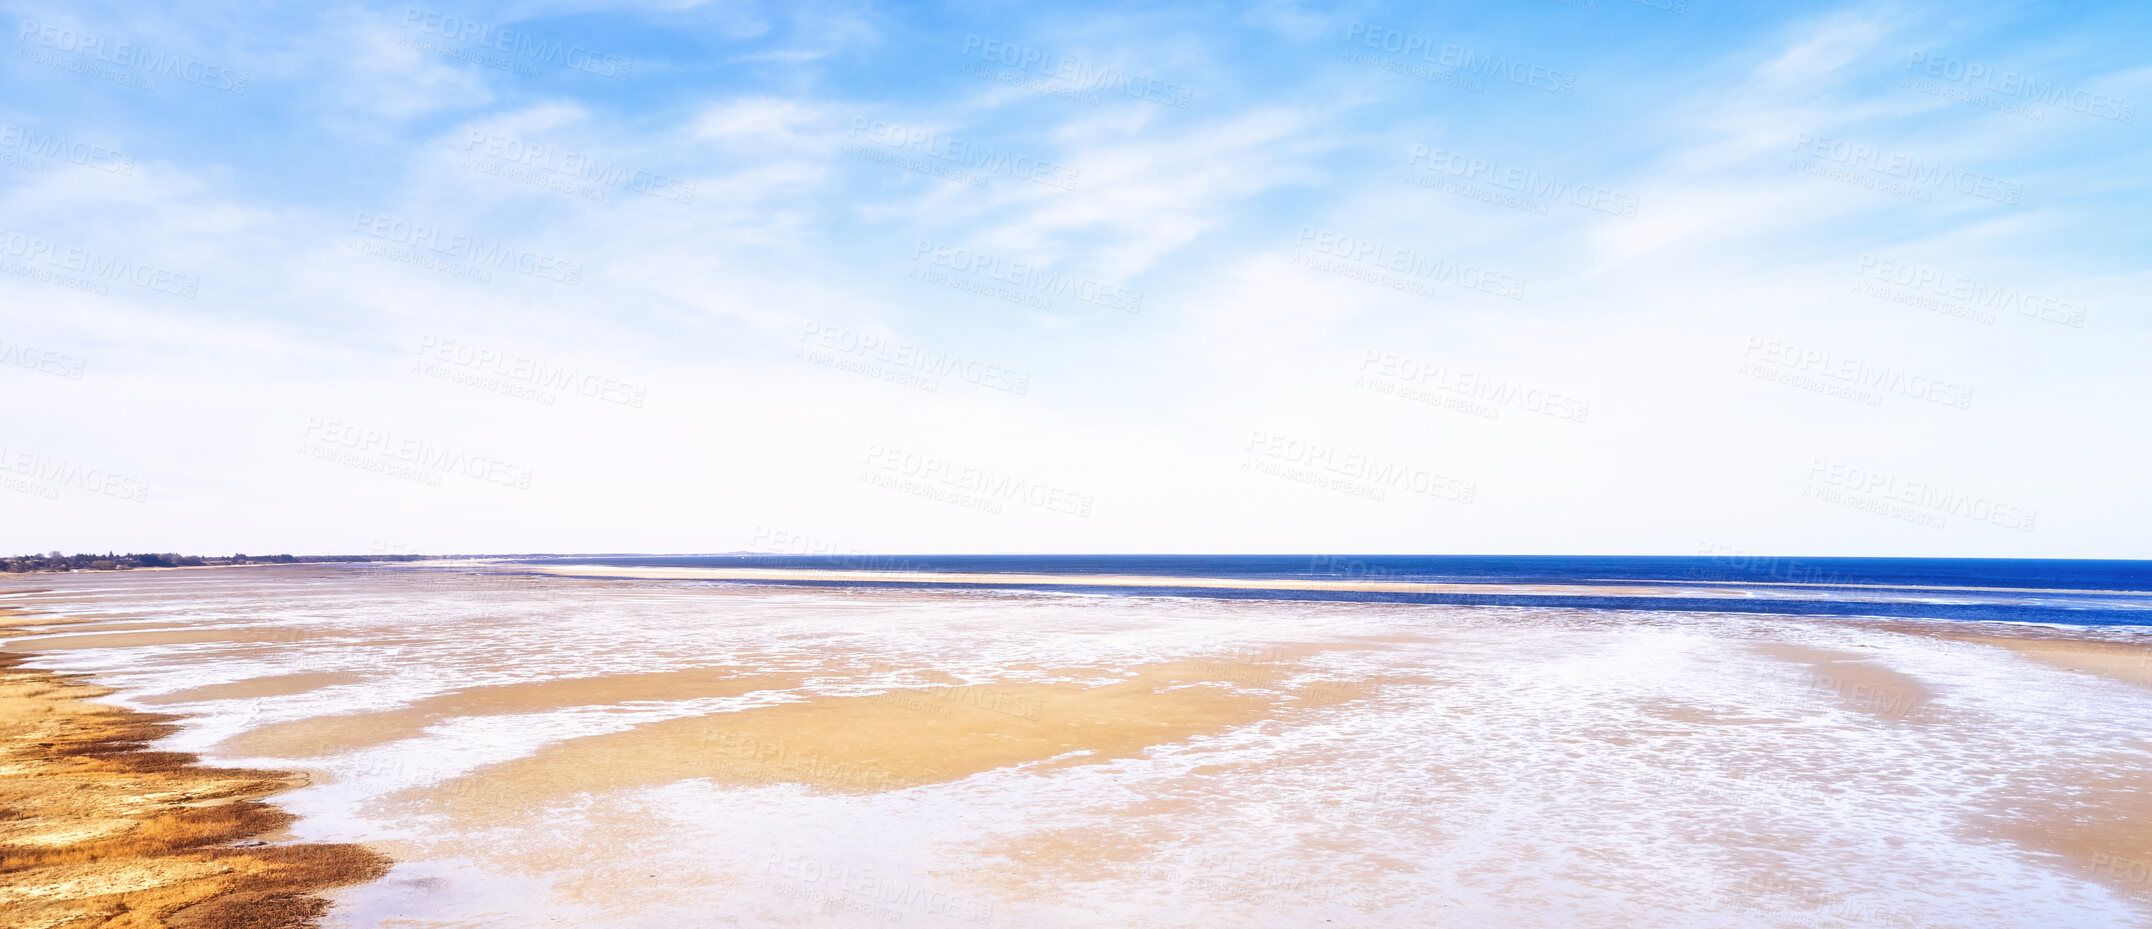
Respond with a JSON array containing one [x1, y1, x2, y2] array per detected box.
[[0, 0, 2146, 558]]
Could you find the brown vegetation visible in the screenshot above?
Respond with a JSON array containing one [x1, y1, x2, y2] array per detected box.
[[0, 652, 389, 929]]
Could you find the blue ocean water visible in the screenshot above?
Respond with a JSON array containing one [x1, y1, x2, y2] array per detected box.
[[500, 555, 2152, 629]]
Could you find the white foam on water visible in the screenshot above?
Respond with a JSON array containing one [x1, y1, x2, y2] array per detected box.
[[6, 566, 2150, 928]]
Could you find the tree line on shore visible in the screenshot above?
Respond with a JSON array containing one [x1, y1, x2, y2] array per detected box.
[[1, 552, 432, 573]]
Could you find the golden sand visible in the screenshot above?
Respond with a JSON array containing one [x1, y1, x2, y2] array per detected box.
[[1854, 624, 2152, 905], [1863, 621, 2152, 694], [9, 581, 2151, 923], [0, 609, 139, 631], [1950, 634, 2152, 691], [221, 668, 802, 759], [1975, 760, 2152, 912], [1747, 642, 1938, 723], [140, 673, 365, 706], [403, 650, 1363, 819], [6, 629, 332, 652], [0, 653, 388, 929], [6, 621, 179, 637]]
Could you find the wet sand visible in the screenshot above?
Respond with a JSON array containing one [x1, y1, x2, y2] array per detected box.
[[407, 651, 1367, 818], [0, 652, 388, 929], [141, 673, 367, 706], [224, 668, 804, 759], [1867, 622, 2152, 908], [9, 628, 335, 651], [5, 568, 2151, 927], [1746, 641, 1939, 723], [1933, 630, 2152, 690]]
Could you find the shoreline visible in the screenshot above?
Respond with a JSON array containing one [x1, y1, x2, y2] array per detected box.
[[6, 571, 2150, 923], [501, 562, 2152, 603], [1888, 622, 2152, 691], [0, 649, 388, 929]]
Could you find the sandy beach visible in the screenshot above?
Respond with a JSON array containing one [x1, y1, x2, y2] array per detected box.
[[3, 565, 2150, 928], [0, 643, 387, 928]]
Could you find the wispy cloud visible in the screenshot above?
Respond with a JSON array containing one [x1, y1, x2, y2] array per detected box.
[[2, 0, 2143, 555]]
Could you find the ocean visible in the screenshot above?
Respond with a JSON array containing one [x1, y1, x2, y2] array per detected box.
[[500, 554, 2152, 628]]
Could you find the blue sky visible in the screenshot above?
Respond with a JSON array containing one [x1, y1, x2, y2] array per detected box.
[[2, 0, 2146, 557]]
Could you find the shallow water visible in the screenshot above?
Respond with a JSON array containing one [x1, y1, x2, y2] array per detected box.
[[4, 565, 2150, 928]]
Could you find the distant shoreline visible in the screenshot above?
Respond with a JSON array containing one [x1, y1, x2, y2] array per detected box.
[[1, 553, 433, 574], [508, 561, 2152, 600]]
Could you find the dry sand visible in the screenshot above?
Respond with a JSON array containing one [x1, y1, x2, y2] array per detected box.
[[0, 652, 388, 929]]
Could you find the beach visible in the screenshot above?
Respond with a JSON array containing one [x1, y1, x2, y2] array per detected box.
[[2, 564, 2149, 927], [0, 636, 386, 928]]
